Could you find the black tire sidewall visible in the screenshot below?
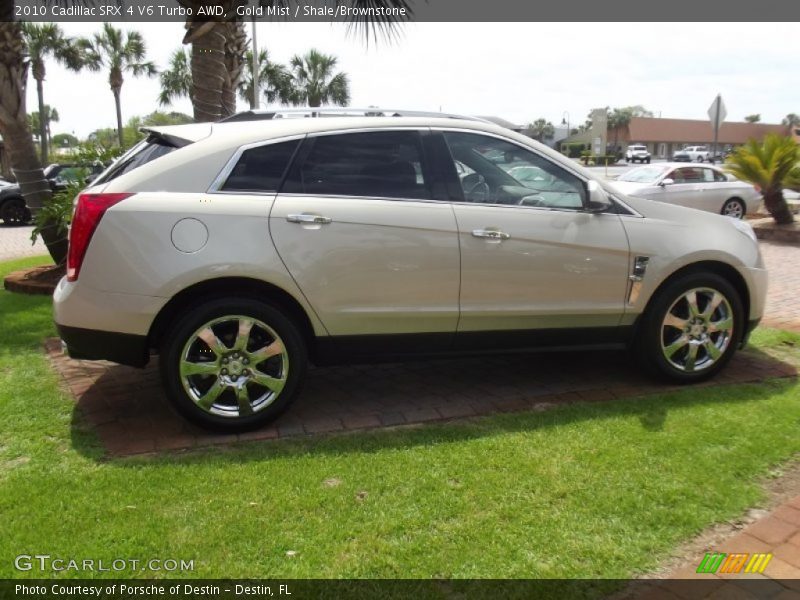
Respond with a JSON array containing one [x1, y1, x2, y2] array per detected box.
[[160, 298, 307, 432], [1, 197, 25, 225], [636, 272, 744, 383]]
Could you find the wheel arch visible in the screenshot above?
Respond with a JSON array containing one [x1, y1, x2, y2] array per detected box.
[[148, 277, 318, 352], [722, 196, 746, 212], [640, 260, 750, 328]]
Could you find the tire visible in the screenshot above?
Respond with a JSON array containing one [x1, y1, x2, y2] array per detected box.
[[696, 156, 703, 163], [645, 157, 651, 164], [721, 198, 746, 220], [0, 197, 30, 226], [160, 297, 308, 432], [634, 272, 743, 383]]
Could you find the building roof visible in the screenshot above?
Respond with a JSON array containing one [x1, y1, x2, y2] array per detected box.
[[626, 117, 786, 144]]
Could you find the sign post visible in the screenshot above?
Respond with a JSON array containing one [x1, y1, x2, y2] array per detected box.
[[707, 94, 727, 162]]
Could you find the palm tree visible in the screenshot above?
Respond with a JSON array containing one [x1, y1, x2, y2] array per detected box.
[[527, 118, 555, 142], [158, 48, 192, 107], [81, 24, 157, 148], [29, 105, 59, 152], [286, 49, 350, 108], [725, 134, 799, 225], [0, 22, 65, 263], [21, 23, 83, 165], [178, 0, 410, 121], [238, 49, 292, 108]]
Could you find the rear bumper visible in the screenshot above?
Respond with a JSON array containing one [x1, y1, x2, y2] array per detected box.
[[56, 323, 149, 367]]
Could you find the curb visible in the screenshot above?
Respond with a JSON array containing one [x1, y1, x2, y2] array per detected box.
[[3, 267, 59, 295]]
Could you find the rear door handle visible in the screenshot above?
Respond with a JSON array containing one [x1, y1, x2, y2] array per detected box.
[[287, 213, 332, 225], [472, 229, 510, 240]]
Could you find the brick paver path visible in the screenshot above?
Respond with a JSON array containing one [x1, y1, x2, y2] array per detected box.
[[761, 242, 800, 332], [0, 225, 46, 261], [45, 339, 795, 457]]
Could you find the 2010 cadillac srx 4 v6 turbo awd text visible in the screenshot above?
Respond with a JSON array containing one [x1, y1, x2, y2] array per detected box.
[[53, 110, 767, 431]]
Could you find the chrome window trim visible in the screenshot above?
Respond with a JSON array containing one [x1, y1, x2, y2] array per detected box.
[[207, 133, 308, 194]]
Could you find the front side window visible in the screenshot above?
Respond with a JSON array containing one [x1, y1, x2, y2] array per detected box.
[[222, 139, 300, 192], [283, 131, 430, 200], [442, 131, 585, 209]]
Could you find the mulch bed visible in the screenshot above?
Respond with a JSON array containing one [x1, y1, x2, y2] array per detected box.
[[4, 264, 64, 295]]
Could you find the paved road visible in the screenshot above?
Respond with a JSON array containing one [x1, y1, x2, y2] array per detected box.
[[0, 225, 47, 262]]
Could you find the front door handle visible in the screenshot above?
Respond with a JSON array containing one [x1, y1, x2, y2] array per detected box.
[[472, 228, 510, 240], [287, 213, 332, 225]]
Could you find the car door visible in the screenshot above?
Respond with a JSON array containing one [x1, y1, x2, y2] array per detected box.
[[436, 130, 631, 349], [659, 166, 706, 209], [269, 129, 460, 352], [694, 167, 730, 212]]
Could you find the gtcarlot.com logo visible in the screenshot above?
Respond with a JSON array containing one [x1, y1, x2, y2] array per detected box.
[[14, 554, 194, 573]]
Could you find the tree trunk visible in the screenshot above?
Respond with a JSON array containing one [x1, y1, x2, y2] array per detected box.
[[763, 189, 795, 225], [184, 20, 227, 122], [0, 22, 65, 264], [35, 75, 47, 164], [113, 88, 123, 147], [222, 21, 247, 118]]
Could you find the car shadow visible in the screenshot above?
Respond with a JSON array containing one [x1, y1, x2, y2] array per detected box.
[[59, 342, 798, 463]]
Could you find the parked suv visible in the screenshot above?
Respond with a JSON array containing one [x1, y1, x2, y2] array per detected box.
[[673, 146, 711, 162], [625, 144, 651, 163], [54, 110, 767, 431]]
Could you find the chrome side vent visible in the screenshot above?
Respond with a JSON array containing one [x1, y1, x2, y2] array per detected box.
[[628, 256, 650, 304]]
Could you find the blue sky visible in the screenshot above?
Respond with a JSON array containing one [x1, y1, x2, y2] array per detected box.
[[42, 22, 799, 138]]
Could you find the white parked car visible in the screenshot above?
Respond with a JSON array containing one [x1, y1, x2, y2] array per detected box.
[[673, 146, 711, 162], [610, 163, 760, 219], [54, 109, 767, 431], [625, 144, 651, 163]]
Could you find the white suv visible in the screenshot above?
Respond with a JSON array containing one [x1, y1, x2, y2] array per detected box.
[[54, 110, 767, 431], [625, 144, 651, 163]]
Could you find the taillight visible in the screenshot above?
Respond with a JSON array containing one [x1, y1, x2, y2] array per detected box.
[[67, 192, 133, 282]]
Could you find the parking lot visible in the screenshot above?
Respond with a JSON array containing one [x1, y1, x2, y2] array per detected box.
[[0, 225, 46, 262]]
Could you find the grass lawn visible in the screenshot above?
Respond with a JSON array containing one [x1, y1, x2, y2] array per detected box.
[[1, 255, 799, 584]]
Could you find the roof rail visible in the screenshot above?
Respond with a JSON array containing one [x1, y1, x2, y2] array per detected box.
[[219, 107, 490, 124]]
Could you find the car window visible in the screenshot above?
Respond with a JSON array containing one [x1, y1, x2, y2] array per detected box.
[[221, 140, 300, 193], [700, 168, 717, 183], [674, 167, 703, 183], [97, 137, 181, 184], [442, 131, 585, 209], [713, 170, 728, 182], [282, 131, 430, 200]]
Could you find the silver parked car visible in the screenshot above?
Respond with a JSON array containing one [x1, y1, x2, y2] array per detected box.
[[610, 163, 760, 219], [54, 109, 767, 431]]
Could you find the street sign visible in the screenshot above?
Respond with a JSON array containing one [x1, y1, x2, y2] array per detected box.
[[707, 94, 727, 159]]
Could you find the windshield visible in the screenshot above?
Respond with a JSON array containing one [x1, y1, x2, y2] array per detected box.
[[617, 166, 668, 183], [629, 146, 646, 151]]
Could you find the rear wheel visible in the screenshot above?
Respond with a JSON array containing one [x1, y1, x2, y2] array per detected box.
[[635, 273, 743, 383], [0, 197, 30, 226], [721, 198, 746, 219], [160, 298, 307, 432]]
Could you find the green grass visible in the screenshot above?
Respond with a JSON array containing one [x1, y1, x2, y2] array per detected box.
[[1, 255, 799, 582]]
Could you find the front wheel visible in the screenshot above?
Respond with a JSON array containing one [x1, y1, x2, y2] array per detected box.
[[635, 273, 743, 383], [160, 298, 307, 432]]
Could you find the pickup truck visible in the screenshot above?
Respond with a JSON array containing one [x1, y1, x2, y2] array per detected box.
[[673, 146, 711, 162], [625, 144, 651, 163]]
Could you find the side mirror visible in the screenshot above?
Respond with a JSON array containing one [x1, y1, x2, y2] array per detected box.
[[659, 178, 674, 187], [585, 180, 613, 213]]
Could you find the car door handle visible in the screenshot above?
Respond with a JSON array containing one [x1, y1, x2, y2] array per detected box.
[[472, 229, 510, 240], [287, 213, 332, 225]]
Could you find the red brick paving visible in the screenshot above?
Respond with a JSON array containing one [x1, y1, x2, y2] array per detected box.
[[46, 339, 795, 458], [760, 242, 800, 332]]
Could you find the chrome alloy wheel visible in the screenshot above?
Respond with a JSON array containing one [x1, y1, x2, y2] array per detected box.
[[179, 315, 289, 418], [660, 288, 734, 373], [722, 200, 745, 219]]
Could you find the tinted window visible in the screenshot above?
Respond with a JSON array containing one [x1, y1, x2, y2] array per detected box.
[[222, 139, 300, 192], [713, 170, 728, 182], [284, 131, 430, 200], [443, 131, 585, 209], [98, 138, 178, 184]]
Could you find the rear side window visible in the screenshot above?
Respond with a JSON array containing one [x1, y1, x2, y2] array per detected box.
[[221, 139, 300, 193], [98, 137, 179, 184], [283, 131, 430, 200]]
